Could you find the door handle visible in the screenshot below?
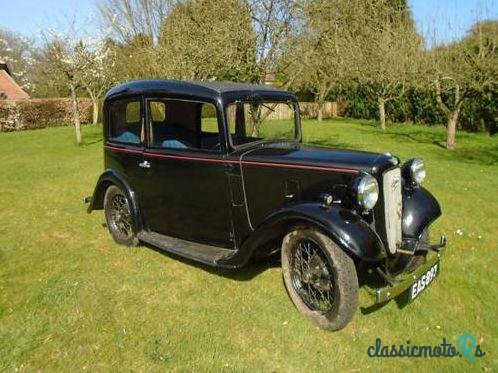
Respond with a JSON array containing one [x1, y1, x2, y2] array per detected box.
[[139, 160, 151, 169]]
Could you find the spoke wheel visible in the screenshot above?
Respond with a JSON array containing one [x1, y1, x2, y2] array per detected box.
[[281, 228, 358, 331], [104, 185, 139, 246], [109, 194, 133, 238], [291, 239, 335, 313]]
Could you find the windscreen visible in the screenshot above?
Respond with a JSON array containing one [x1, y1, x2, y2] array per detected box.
[[227, 101, 297, 148]]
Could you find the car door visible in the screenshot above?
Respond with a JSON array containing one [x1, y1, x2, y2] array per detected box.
[[104, 96, 146, 193], [138, 98, 235, 248]]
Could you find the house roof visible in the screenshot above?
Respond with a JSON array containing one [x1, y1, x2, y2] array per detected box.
[[104, 79, 295, 104], [0, 62, 30, 100]]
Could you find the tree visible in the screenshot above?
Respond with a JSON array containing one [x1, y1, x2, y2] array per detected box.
[[347, 0, 422, 130], [98, 0, 175, 43], [40, 34, 89, 144], [159, 0, 256, 81], [282, 0, 351, 121], [430, 21, 497, 149], [98, 0, 176, 83], [283, 0, 421, 125], [76, 39, 116, 124], [107, 34, 163, 82], [245, 0, 299, 83]]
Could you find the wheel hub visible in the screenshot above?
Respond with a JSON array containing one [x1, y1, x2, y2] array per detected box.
[[291, 239, 335, 312], [110, 194, 132, 238]]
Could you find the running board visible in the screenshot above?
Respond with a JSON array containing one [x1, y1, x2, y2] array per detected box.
[[137, 231, 237, 268]]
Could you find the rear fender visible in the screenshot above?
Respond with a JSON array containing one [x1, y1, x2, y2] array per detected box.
[[87, 169, 143, 231]]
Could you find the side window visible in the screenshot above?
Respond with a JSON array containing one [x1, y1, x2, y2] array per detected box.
[[108, 99, 143, 144], [201, 104, 217, 133], [150, 101, 166, 122], [148, 99, 220, 151]]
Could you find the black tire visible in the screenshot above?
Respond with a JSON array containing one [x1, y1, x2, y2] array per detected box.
[[104, 185, 139, 246], [281, 228, 358, 331]]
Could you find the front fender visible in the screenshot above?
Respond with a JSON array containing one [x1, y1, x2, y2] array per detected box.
[[87, 169, 143, 231], [242, 202, 386, 263], [402, 186, 442, 239]]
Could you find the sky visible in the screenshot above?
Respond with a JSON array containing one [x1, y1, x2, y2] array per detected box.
[[0, 0, 497, 46]]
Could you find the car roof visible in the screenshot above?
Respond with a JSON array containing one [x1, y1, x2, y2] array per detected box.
[[104, 79, 296, 103]]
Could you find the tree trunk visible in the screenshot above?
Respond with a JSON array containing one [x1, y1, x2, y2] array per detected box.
[[251, 118, 262, 137], [378, 97, 386, 130], [446, 115, 457, 150], [92, 99, 98, 125], [317, 102, 323, 122], [315, 88, 328, 122], [86, 88, 99, 125], [70, 84, 82, 145], [250, 104, 262, 137], [435, 80, 465, 149], [446, 106, 461, 150]]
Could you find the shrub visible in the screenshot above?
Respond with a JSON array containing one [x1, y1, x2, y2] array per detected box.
[[298, 85, 494, 133], [0, 98, 92, 132]]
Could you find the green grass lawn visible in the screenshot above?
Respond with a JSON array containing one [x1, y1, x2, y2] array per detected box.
[[0, 119, 496, 371]]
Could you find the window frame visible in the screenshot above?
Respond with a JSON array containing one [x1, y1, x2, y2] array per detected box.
[[144, 97, 224, 154], [106, 95, 145, 147]]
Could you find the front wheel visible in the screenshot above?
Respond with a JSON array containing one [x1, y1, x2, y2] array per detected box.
[[281, 228, 358, 331], [104, 185, 139, 246]]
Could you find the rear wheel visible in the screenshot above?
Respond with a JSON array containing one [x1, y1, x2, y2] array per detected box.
[[281, 228, 358, 331], [104, 185, 139, 246]]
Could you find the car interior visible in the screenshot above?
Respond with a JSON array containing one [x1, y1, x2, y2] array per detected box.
[[108, 99, 143, 145], [108, 98, 221, 150], [147, 99, 220, 150], [108, 98, 295, 150]]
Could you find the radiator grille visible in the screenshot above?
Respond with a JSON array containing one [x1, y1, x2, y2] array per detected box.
[[382, 168, 402, 254]]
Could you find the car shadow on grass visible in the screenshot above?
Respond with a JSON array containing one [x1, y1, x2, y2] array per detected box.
[[82, 136, 103, 146], [359, 296, 412, 315], [143, 242, 281, 281], [141, 238, 416, 315], [357, 268, 412, 314], [81, 127, 103, 146]]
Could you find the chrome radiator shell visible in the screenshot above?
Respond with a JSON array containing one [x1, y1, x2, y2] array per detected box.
[[382, 167, 403, 254]]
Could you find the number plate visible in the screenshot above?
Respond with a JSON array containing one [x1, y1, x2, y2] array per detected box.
[[410, 262, 440, 300]]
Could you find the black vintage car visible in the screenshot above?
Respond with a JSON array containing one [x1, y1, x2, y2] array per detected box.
[[86, 80, 446, 330]]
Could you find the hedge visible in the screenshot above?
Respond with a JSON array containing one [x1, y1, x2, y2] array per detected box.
[[341, 87, 497, 134], [0, 98, 92, 132]]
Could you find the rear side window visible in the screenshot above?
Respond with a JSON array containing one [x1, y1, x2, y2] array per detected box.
[[147, 99, 220, 151], [108, 99, 143, 144]]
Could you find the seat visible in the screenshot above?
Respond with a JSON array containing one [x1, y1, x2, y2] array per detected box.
[[153, 122, 195, 148], [112, 123, 141, 144]]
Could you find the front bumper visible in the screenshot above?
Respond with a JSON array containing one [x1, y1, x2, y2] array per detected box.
[[367, 235, 446, 304]]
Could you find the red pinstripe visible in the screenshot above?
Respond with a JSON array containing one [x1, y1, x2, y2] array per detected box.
[[104, 145, 359, 174]]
